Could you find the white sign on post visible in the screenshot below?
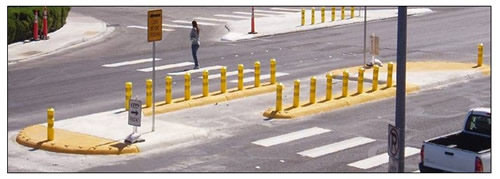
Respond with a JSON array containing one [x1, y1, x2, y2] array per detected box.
[[128, 99, 142, 127], [388, 124, 401, 172]]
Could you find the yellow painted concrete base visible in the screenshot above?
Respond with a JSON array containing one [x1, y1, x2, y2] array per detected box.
[[143, 83, 276, 116], [16, 125, 139, 155], [263, 84, 419, 119]]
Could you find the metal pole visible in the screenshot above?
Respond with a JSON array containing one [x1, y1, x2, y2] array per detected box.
[[152, 41, 156, 132], [363, 7, 367, 66], [395, 6, 407, 172]]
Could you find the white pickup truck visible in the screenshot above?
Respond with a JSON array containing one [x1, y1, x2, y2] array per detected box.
[[419, 108, 491, 172]]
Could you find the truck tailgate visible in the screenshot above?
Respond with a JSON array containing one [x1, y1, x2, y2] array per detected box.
[[423, 143, 476, 172]]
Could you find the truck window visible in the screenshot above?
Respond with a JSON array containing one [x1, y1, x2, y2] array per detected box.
[[465, 114, 491, 136]]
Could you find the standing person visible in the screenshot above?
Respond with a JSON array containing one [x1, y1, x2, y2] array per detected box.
[[190, 20, 200, 69]]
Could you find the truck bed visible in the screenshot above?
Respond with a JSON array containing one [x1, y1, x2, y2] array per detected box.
[[427, 132, 490, 153]]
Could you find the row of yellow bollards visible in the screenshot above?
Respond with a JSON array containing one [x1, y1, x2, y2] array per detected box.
[[125, 59, 278, 110], [301, 6, 355, 26], [275, 62, 394, 111]]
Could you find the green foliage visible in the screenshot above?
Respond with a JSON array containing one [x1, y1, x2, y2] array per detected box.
[[7, 7, 71, 44]]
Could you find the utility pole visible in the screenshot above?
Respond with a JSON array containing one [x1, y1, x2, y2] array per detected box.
[[395, 6, 407, 172]]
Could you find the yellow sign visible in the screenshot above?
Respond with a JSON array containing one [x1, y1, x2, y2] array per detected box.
[[148, 9, 162, 42]]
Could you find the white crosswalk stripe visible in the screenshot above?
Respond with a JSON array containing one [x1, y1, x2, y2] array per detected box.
[[233, 11, 274, 17], [297, 137, 376, 158], [172, 20, 220, 26], [214, 14, 250, 19], [167, 65, 224, 76], [127, 25, 174, 32], [229, 72, 289, 83], [199, 69, 254, 80], [102, 58, 162, 68], [195, 17, 232, 22], [269, 8, 302, 12], [252, 127, 331, 147], [347, 147, 420, 170], [254, 9, 291, 14], [162, 23, 192, 29], [136, 62, 194, 72]]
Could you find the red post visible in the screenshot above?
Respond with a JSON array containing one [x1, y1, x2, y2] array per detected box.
[[248, 6, 257, 34], [43, 7, 48, 40], [33, 10, 39, 41]]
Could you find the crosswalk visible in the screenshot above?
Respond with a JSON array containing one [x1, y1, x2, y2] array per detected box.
[[251, 127, 421, 171], [126, 7, 303, 32]]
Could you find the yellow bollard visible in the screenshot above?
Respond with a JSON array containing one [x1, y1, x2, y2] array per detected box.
[[341, 6, 345, 20], [184, 73, 191, 100], [331, 7, 336, 21], [478, 43, 483, 67], [293, 80, 300, 108], [47, 108, 54, 141], [372, 65, 379, 91], [310, 76, 316, 104], [342, 70, 349, 97], [311, 7, 315, 25], [387, 62, 393, 88], [351, 6, 355, 19], [221, 66, 227, 93], [357, 68, 365, 94], [146, 79, 152, 107], [326, 73, 333, 101], [125, 82, 132, 110], [270, 58, 276, 84], [276, 83, 283, 111], [301, 8, 305, 26], [321, 7, 325, 23], [203, 70, 209, 97], [254, 61, 261, 87], [238, 64, 244, 90], [165, 76, 172, 104]]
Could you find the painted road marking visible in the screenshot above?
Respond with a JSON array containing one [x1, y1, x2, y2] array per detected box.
[[102, 58, 163, 68], [127, 25, 174, 32], [254, 9, 291, 14], [214, 14, 250, 19], [172, 20, 219, 26], [136, 62, 194, 72], [195, 17, 232, 22], [233, 12, 274, 17], [252, 127, 331, 147], [229, 72, 289, 83], [199, 69, 254, 80], [347, 147, 420, 169], [297, 137, 376, 158], [162, 23, 192, 29], [269, 8, 302, 12], [167, 65, 224, 76]]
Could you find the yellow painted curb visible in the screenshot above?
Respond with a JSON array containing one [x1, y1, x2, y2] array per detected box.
[[16, 125, 139, 155], [143, 83, 276, 116], [263, 83, 420, 119]]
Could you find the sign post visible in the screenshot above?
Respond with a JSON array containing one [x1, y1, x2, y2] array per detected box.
[[148, 9, 162, 132]]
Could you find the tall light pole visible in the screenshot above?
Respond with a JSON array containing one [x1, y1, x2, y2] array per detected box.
[[395, 6, 407, 172]]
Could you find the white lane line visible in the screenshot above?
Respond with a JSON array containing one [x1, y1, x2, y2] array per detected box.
[[413, 170, 420, 173], [172, 20, 220, 26], [214, 14, 250, 19], [254, 9, 291, 14], [162, 23, 192, 29], [252, 127, 331, 147], [230, 72, 288, 83], [347, 147, 420, 170], [270, 8, 302, 12], [102, 58, 162, 68], [297, 137, 376, 158], [233, 12, 274, 17], [136, 62, 194, 72], [199, 69, 254, 80], [195, 17, 232, 22], [127, 25, 174, 32], [167, 65, 224, 75]]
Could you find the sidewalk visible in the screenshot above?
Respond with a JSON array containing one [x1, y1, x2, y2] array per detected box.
[[7, 11, 114, 65]]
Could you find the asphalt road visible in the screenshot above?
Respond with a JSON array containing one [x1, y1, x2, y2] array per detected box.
[[7, 7, 491, 172]]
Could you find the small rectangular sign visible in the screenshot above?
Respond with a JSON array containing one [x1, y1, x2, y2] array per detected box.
[[128, 99, 142, 126], [388, 124, 401, 159], [148, 9, 163, 42]]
